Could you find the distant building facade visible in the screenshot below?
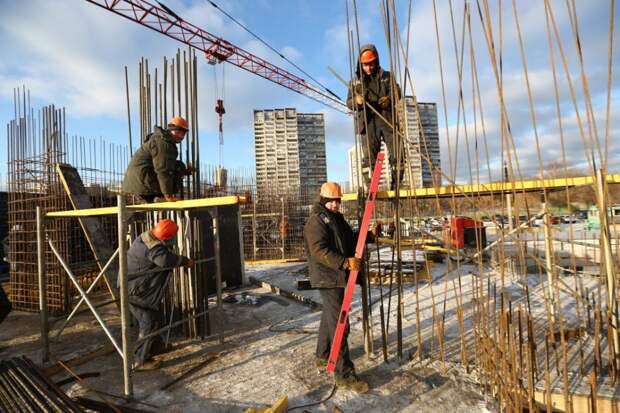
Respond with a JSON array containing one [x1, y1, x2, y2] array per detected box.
[[347, 140, 391, 191], [403, 98, 441, 188], [348, 98, 441, 190], [253, 108, 327, 199]]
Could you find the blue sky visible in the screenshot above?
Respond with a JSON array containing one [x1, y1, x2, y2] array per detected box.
[[1, 0, 618, 187]]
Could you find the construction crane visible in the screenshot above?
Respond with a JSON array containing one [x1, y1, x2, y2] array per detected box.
[[84, 0, 349, 113]]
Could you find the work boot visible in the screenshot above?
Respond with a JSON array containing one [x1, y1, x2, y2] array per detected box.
[[133, 359, 162, 371], [335, 373, 369, 393]]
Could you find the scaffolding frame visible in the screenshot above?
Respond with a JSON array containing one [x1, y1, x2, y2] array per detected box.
[[36, 195, 247, 398]]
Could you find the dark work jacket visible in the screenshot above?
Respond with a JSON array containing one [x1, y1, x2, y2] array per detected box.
[[304, 202, 371, 289], [346, 44, 401, 135], [125, 231, 188, 311], [122, 127, 179, 196]]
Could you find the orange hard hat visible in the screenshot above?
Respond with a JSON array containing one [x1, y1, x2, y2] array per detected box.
[[320, 182, 343, 199], [151, 219, 178, 241], [360, 49, 378, 64], [168, 116, 188, 131]]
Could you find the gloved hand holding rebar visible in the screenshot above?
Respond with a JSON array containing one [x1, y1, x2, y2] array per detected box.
[[378, 96, 390, 109], [355, 94, 364, 106], [371, 221, 382, 238], [184, 164, 196, 175]]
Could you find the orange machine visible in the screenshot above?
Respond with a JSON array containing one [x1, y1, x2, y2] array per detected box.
[[444, 216, 487, 250]]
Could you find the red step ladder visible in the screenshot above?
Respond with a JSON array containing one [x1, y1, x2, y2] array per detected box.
[[326, 152, 384, 373]]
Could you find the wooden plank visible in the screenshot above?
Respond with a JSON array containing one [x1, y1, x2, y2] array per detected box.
[[244, 396, 288, 413], [56, 163, 117, 297], [46, 195, 249, 217], [532, 388, 619, 413]]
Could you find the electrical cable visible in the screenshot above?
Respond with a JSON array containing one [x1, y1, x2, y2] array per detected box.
[[286, 382, 337, 412], [267, 317, 317, 334], [206, 0, 342, 101]]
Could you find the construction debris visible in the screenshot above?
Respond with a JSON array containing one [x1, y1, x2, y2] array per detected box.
[[0, 356, 82, 412]]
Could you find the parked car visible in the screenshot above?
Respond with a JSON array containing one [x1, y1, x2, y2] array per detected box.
[[560, 215, 580, 224]]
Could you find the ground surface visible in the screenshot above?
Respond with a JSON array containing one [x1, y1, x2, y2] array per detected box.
[[0, 261, 498, 413]]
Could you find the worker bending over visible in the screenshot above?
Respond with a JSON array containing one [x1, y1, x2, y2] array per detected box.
[[126, 219, 193, 370], [123, 116, 195, 203], [303, 182, 380, 393]]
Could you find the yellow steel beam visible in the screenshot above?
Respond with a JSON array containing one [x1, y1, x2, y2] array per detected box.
[[46, 195, 248, 218], [342, 174, 620, 201]]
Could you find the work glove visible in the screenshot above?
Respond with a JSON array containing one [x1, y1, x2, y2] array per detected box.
[[378, 96, 390, 109], [345, 257, 363, 271], [164, 194, 178, 202], [371, 221, 382, 238], [185, 258, 194, 268], [184, 164, 196, 175], [355, 94, 364, 106]]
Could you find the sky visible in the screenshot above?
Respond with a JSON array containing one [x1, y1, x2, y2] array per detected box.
[[0, 0, 618, 187]]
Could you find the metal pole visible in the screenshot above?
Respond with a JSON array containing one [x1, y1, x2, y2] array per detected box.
[[595, 169, 620, 367], [125, 66, 133, 155], [48, 239, 123, 357], [212, 207, 224, 344], [54, 249, 120, 339], [281, 197, 285, 259], [541, 194, 555, 315], [36, 206, 49, 363], [506, 193, 514, 231], [117, 195, 133, 398]]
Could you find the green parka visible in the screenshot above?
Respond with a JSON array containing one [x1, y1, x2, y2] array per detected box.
[[122, 127, 179, 196]]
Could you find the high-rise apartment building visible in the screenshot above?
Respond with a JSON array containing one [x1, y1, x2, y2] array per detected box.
[[347, 140, 391, 191], [403, 98, 441, 188], [253, 108, 327, 199]]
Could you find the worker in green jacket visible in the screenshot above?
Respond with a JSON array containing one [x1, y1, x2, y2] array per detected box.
[[123, 116, 194, 203]]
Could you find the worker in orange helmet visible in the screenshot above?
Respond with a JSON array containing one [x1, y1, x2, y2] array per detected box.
[[123, 116, 195, 203], [124, 219, 193, 370], [303, 182, 380, 393], [346, 44, 402, 190]]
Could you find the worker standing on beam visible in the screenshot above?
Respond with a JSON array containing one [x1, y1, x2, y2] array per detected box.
[[346, 44, 402, 190], [123, 117, 195, 203], [125, 219, 193, 370], [303, 182, 379, 393]]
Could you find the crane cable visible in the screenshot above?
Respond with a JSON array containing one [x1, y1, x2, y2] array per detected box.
[[206, 0, 343, 101]]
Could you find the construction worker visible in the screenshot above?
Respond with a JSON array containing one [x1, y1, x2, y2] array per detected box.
[[125, 219, 193, 370], [1, 235, 13, 340], [0, 283, 11, 325], [346, 44, 402, 189], [303, 182, 379, 393], [123, 117, 195, 203]]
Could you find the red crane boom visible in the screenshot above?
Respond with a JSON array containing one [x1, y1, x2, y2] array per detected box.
[[85, 0, 349, 113]]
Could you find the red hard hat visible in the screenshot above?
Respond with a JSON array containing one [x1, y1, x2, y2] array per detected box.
[[168, 116, 188, 131], [320, 182, 343, 199], [151, 219, 178, 241], [360, 49, 377, 64]]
